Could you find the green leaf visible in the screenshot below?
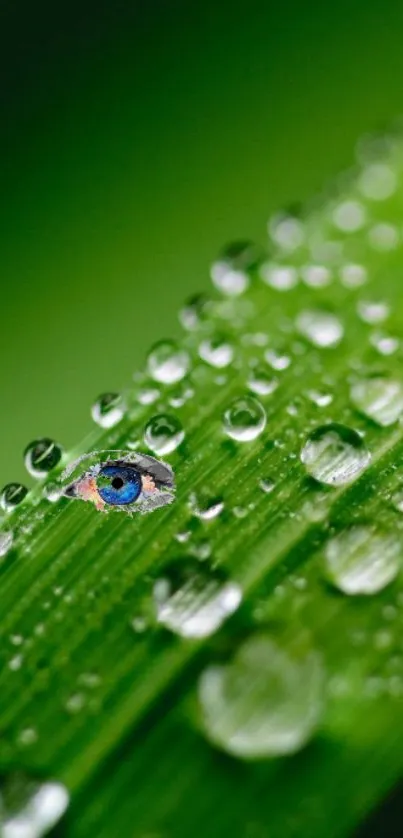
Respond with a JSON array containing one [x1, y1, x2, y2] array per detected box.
[[2, 130, 403, 837]]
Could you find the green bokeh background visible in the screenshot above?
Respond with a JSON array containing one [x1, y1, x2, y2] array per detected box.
[[1, 0, 403, 484]]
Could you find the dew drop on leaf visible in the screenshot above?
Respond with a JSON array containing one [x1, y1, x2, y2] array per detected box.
[[0, 483, 28, 512], [340, 263, 367, 289], [350, 377, 403, 426], [153, 560, 242, 638], [323, 526, 401, 595], [179, 293, 210, 331], [260, 262, 298, 291], [143, 413, 184, 455], [357, 300, 390, 325], [147, 340, 190, 384], [358, 163, 397, 200], [91, 392, 126, 428], [24, 439, 63, 478], [211, 241, 261, 296], [301, 423, 371, 486], [0, 773, 69, 838], [198, 335, 234, 368], [301, 264, 332, 288], [198, 632, 323, 759], [332, 200, 366, 232], [296, 310, 344, 348], [0, 529, 14, 558], [247, 365, 278, 397], [223, 395, 266, 442], [188, 492, 224, 521]]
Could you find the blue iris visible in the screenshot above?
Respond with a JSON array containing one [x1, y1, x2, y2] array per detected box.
[[97, 464, 142, 506]]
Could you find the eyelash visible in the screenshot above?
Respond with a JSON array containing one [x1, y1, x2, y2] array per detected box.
[[62, 450, 175, 515]]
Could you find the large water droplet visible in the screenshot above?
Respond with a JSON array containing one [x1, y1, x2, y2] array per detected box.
[[198, 633, 323, 759], [324, 526, 401, 595], [301, 423, 371, 486], [144, 413, 184, 455], [153, 560, 242, 638], [0, 529, 14, 558], [223, 395, 266, 442], [296, 310, 344, 348], [91, 393, 125, 428], [198, 335, 234, 368], [24, 439, 63, 478], [211, 241, 261, 296], [350, 377, 403, 426], [0, 774, 69, 838], [147, 340, 190, 384], [0, 483, 28, 512]]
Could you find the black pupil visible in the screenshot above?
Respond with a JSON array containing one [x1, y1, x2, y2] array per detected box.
[[111, 476, 124, 490]]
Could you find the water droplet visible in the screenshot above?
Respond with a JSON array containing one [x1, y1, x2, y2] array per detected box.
[[332, 200, 366, 232], [137, 386, 160, 405], [268, 213, 305, 252], [247, 365, 278, 397], [198, 335, 234, 368], [350, 377, 403, 426], [301, 423, 371, 486], [301, 264, 332, 288], [0, 529, 14, 558], [323, 525, 401, 595], [357, 300, 390, 325], [223, 395, 266, 442], [147, 340, 190, 384], [368, 223, 399, 251], [144, 414, 184, 455], [198, 632, 323, 759], [91, 392, 125, 428], [188, 492, 224, 521], [264, 349, 291, 371], [65, 693, 86, 714], [340, 263, 367, 289], [359, 163, 397, 200], [296, 310, 344, 348], [179, 293, 210, 331], [211, 241, 261, 296], [260, 262, 298, 291], [370, 331, 399, 356], [305, 389, 333, 407], [258, 478, 275, 493], [17, 728, 38, 747], [0, 774, 69, 838], [24, 439, 63, 478], [42, 482, 63, 503], [392, 489, 403, 512], [0, 483, 28, 512], [153, 560, 242, 638]]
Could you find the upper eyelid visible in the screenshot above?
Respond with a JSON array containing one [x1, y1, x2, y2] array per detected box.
[[61, 449, 174, 487]]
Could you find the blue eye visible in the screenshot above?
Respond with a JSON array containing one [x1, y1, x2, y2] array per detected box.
[[96, 464, 142, 506]]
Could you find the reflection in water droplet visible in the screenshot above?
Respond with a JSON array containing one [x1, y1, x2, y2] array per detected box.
[[0, 483, 28, 512], [211, 241, 261, 296], [144, 414, 184, 456], [350, 377, 403, 426], [189, 492, 224, 521], [333, 200, 366, 232], [247, 365, 278, 397], [359, 163, 397, 200], [340, 263, 367, 289], [260, 262, 298, 291], [0, 529, 14, 558], [91, 393, 125, 428], [153, 561, 242, 638], [223, 395, 266, 442], [324, 526, 401, 595], [296, 310, 344, 348], [24, 439, 63, 478], [357, 300, 390, 325], [198, 633, 323, 759], [0, 774, 69, 838], [301, 423, 371, 486], [147, 340, 190, 384], [198, 336, 234, 368]]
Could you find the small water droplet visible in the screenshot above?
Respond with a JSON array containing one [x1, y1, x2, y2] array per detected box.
[[223, 395, 266, 442], [147, 340, 190, 384], [65, 693, 86, 714], [392, 489, 403, 512], [350, 377, 403, 426], [17, 728, 38, 747], [0, 483, 28, 512], [0, 774, 69, 838], [258, 478, 275, 493], [188, 492, 224, 521], [24, 439, 63, 478], [144, 413, 184, 455], [198, 632, 323, 759], [264, 349, 291, 371], [91, 393, 125, 428], [179, 293, 210, 331], [153, 560, 242, 638], [301, 264, 332, 288], [198, 335, 234, 368], [301, 423, 371, 486], [0, 529, 14, 558], [368, 223, 399, 251], [211, 241, 261, 296], [137, 386, 160, 405], [370, 331, 399, 356], [332, 200, 366, 232], [323, 525, 401, 595], [359, 163, 397, 200], [296, 310, 343, 348], [9, 654, 23, 671], [268, 213, 305, 252], [357, 300, 390, 325], [340, 263, 367, 289], [305, 389, 333, 408], [260, 262, 298, 291], [247, 365, 278, 397], [42, 482, 62, 503]]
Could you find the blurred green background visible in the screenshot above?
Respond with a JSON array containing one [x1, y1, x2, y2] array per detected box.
[[1, 0, 403, 485]]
